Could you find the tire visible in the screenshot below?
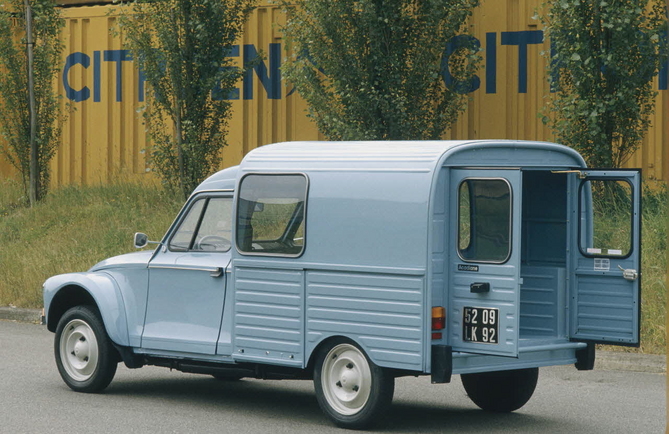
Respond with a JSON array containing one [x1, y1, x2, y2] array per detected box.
[[54, 305, 118, 393], [313, 339, 394, 430], [461, 367, 539, 412]]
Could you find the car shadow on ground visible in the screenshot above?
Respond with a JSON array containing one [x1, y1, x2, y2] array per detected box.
[[98, 373, 577, 433]]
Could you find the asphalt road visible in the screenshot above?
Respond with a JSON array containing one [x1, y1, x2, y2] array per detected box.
[[1, 320, 665, 434]]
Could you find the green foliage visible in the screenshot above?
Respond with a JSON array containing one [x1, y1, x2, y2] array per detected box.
[[0, 0, 64, 203], [637, 185, 667, 354], [281, 0, 480, 140], [540, 0, 667, 168], [0, 178, 183, 308], [115, 0, 257, 198]]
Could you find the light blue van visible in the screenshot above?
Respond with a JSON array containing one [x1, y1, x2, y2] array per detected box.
[[43, 140, 641, 429]]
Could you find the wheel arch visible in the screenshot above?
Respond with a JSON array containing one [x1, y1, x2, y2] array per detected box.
[[306, 335, 420, 379], [306, 335, 363, 374], [46, 284, 96, 332], [44, 273, 130, 347]]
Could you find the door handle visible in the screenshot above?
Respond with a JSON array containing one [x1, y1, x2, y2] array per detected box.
[[210, 267, 223, 278], [470, 282, 490, 293], [617, 265, 638, 281]]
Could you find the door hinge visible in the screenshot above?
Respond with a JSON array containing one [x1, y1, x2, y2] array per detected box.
[[551, 170, 586, 179]]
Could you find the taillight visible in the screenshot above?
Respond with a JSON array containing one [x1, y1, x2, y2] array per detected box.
[[432, 306, 445, 331]]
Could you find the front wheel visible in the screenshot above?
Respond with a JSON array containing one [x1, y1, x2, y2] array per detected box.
[[54, 305, 118, 393], [313, 339, 394, 429], [461, 367, 539, 412]]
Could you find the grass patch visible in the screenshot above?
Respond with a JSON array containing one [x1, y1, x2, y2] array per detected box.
[[0, 178, 182, 308], [598, 184, 666, 354], [635, 185, 666, 354]]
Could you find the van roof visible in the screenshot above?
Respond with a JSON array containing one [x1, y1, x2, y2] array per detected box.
[[239, 140, 586, 172], [194, 140, 586, 193]]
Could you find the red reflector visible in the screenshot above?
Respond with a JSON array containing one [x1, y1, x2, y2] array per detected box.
[[432, 332, 442, 340], [432, 306, 446, 330]]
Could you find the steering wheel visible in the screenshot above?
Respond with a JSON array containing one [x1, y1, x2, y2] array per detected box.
[[195, 235, 231, 251]]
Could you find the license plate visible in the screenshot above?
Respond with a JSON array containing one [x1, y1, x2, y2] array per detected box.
[[463, 307, 499, 344]]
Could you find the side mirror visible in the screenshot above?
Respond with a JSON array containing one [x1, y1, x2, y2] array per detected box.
[[134, 232, 149, 249]]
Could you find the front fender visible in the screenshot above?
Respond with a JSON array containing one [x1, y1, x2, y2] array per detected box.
[[43, 272, 129, 347]]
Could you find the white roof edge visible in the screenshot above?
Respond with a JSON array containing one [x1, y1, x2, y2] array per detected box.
[[440, 139, 588, 167], [239, 140, 587, 172], [193, 140, 588, 193]]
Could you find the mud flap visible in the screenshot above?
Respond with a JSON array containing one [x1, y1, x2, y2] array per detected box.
[[431, 345, 453, 383], [575, 343, 596, 371]]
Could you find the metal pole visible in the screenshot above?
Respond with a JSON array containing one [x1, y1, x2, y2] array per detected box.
[[24, 0, 37, 206]]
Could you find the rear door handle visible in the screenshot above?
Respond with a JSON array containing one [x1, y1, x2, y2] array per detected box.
[[617, 265, 638, 281], [470, 282, 490, 293]]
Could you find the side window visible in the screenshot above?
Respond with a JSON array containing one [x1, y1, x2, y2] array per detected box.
[[579, 179, 633, 257], [169, 196, 233, 252], [169, 199, 206, 251], [458, 178, 511, 263], [236, 174, 307, 256]]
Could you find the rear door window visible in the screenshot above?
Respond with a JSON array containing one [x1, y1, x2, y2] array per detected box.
[[579, 178, 634, 258], [458, 178, 512, 263]]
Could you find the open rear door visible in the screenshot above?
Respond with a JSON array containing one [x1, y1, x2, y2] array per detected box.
[[569, 170, 641, 346]]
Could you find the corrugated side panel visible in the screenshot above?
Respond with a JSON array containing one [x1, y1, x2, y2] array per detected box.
[[233, 266, 304, 366], [446, 0, 554, 145], [627, 86, 667, 185], [449, 0, 667, 183], [519, 266, 565, 337], [306, 271, 425, 372], [52, 6, 149, 186], [0, 3, 323, 186], [221, 4, 324, 168]]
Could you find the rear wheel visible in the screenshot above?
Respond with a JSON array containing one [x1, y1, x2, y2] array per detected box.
[[54, 305, 118, 393], [461, 368, 539, 412], [313, 339, 394, 429]]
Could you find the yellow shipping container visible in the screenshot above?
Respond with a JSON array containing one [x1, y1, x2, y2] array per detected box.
[[0, 1, 666, 186]]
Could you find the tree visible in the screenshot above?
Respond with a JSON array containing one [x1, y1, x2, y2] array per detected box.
[[0, 0, 63, 205], [540, 0, 667, 168], [281, 0, 480, 141], [116, 0, 257, 198]]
